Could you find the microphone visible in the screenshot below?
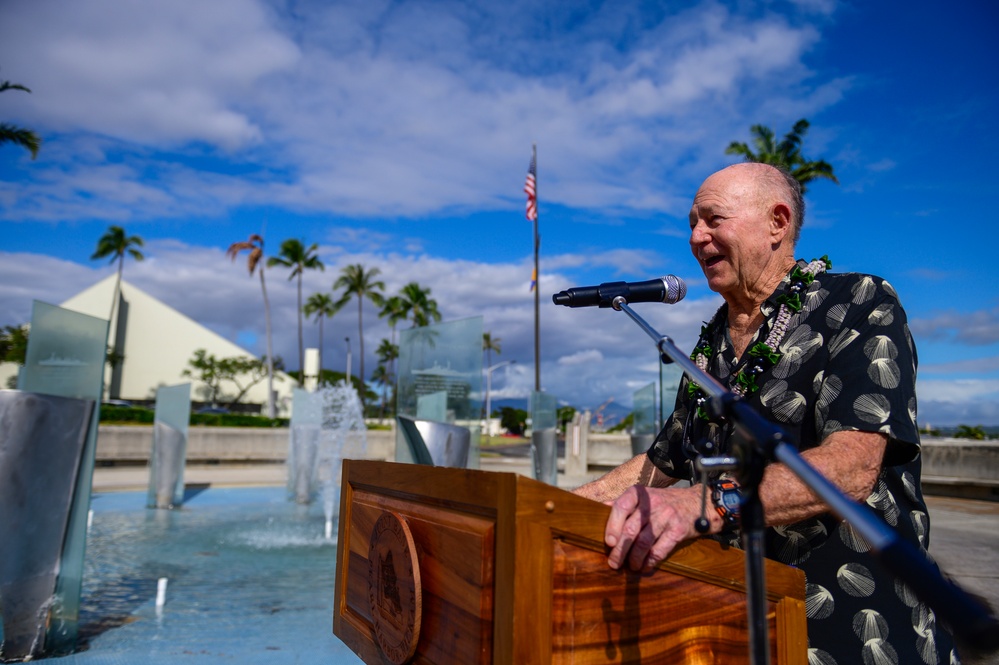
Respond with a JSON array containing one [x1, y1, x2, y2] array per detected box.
[[552, 275, 687, 308]]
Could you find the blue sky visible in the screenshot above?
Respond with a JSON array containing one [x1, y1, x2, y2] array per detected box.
[[2, 0, 998, 425]]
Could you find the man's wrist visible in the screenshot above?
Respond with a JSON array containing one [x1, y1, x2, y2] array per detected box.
[[711, 475, 742, 531]]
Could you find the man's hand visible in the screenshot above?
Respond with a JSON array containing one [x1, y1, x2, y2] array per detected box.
[[604, 484, 707, 573]]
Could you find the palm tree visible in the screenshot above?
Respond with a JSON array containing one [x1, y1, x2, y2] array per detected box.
[[267, 239, 324, 385], [370, 364, 391, 420], [1, 77, 41, 159], [375, 294, 406, 380], [482, 331, 502, 371], [333, 264, 386, 405], [303, 292, 339, 383], [227, 234, 276, 418], [725, 119, 838, 193], [375, 338, 399, 382], [397, 282, 442, 328], [91, 225, 145, 324], [372, 337, 399, 418], [377, 295, 407, 342]]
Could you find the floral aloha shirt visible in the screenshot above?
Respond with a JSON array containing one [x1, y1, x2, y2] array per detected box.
[[648, 261, 961, 665]]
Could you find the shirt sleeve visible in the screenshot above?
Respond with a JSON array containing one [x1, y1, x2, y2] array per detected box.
[[814, 275, 920, 467]]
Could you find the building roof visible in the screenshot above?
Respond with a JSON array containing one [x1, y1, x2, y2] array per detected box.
[[58, 275, 294, 412]]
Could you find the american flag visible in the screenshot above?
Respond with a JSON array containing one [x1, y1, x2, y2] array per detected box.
[[524, 153, 537, 222]]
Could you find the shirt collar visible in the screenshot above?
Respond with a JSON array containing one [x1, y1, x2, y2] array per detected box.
[[760, 259, 807, 318]]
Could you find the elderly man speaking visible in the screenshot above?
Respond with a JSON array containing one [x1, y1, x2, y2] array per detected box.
[[575, 163, 960, 664]]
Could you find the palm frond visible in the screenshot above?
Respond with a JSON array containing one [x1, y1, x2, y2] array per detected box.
[[727, 119, 838, 191], [0, 80, 31, 94], [226, 238, 264, 275], [0, 123, 41, 159]]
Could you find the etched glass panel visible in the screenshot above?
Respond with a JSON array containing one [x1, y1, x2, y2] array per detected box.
[[18, 301, 108, 654], [397, 317, 482, 468]]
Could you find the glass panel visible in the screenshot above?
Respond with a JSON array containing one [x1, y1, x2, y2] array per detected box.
[[0, 391, 93, 659], [416, 391, 447, 421], [18, 300, 109, 654], [530, 391, 558, 484], [397, 317, 482, 467], [19, 301, 108, 399], [530, 390, 558, 431], [147, 383, 192, 508], [633, 382, 656, 435], [660, 363, 685, 428], [288, 388, 323, 502]]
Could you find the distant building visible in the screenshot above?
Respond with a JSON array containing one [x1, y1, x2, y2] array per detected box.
[[2, 276, 294, 415]]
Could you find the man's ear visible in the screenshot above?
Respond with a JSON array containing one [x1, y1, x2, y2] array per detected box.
[[770, 202, 792, 242]]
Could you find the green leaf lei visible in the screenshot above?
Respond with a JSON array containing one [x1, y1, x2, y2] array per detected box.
[[687, 256, 831, 420]]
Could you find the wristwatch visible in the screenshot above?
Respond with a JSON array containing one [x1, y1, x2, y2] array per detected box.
[[711, 476, 742, 530]]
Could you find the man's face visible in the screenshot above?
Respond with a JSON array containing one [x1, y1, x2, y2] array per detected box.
[[688, 167, 776, 300]]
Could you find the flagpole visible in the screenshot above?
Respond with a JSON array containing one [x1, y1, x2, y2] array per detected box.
[[532, 144, 540, 392]]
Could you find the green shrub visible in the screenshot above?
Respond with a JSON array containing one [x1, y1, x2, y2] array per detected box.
[[189, 412, 289, 428], [98, 405, 288, 428], [99, 405, 154, 424]]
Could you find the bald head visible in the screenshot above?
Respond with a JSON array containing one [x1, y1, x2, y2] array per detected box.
[[706, 163, 804, 245]]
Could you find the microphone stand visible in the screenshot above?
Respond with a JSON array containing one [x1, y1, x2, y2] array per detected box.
[[608, 295, 999, 664]]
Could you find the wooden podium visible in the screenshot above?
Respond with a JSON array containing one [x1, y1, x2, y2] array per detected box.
[[333, 460, 806, 664]]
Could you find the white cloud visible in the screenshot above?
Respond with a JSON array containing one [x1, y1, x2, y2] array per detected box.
[[867, 158, 896, 173], [916, 377, 999, 426], [558, 349, 604, 366], [916, 378, 999, 405], [10, 0, 990, 422], [0, 0, 300, 150], [0, 253, 105, 322], [911, 307, 999, 346], [0, 0, 835, 222], [0, 244, 722, 409], [921, 356, 999, 375]]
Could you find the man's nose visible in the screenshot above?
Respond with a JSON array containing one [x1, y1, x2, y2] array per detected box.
[[689, 221, 708, 246]]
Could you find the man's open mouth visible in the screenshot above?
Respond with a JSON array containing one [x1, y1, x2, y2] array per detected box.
[[704, 256, 725, 268]]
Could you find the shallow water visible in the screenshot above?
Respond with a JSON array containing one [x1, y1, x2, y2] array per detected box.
[[41, 487, 363, 664]]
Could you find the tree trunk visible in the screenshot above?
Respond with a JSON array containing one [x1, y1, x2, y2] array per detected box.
[[318, 314, 324, 386], [296, 274, 304, 387], [357, 297, 365, 409], [105, 255, 125, 400], [109, 255, 124, 327], [260, 269, 276, 418]]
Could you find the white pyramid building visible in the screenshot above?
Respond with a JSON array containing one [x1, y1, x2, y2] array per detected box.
[[55, 275, 294, 415]]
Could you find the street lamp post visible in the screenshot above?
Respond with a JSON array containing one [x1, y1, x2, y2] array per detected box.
[[345, 337, 352, 385], [484, 360, 515, 440]]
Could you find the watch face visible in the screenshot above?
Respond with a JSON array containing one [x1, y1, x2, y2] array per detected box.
[[721, 492, 741, 511]]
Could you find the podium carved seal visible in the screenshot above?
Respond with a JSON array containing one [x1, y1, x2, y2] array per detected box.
[[367, 511, 422, 664]]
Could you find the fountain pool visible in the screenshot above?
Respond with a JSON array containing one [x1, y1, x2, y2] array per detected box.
[[38, 486, 363, 664]]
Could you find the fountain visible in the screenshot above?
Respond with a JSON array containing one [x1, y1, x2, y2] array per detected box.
[[288, 382, 367, 539], [50, 486, 365, 664], [0, 380, 366, 662]]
